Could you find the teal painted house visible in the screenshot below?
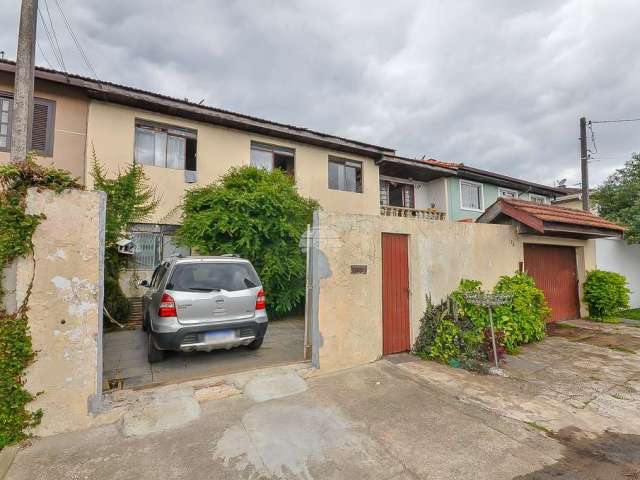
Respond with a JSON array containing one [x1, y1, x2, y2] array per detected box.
[[377, 156, 566, 222]]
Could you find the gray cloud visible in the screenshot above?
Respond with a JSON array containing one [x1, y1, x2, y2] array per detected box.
[[2, 0, 639, 186]]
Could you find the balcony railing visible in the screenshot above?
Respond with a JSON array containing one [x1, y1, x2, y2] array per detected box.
[[380, 205, 447, 221]]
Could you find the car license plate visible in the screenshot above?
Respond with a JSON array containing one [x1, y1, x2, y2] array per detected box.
[[204, 330, 235, 343]]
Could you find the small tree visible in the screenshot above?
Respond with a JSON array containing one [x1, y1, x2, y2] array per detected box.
[[592, 153, 640, 244], [177, 166, 318, 316], [91, 151, 158, 321]]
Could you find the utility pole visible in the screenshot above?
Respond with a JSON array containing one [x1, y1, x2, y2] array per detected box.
[[579, 116, 590, 211], [10, 0, 38, 164]]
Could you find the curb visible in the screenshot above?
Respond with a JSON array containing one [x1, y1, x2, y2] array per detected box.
[[0, 445, 18, 479]]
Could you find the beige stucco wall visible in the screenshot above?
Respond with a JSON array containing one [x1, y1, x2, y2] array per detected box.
[[16, 188, 105, 437], [85, 100, 380, 223], [315, 211, 594, 372], [0, 72, 88, 182]]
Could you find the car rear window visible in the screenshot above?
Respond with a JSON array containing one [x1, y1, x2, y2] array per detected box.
[[167, 262, 261, 292]]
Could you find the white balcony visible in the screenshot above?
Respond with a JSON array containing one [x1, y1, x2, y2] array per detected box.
[[380, 205, 447, 221]]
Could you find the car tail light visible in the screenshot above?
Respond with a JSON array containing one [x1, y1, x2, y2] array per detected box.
[[158, 292, 177, 317], [255, 289, 266, 310]]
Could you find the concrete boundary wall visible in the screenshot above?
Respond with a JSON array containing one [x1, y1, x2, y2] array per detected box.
[[315, 211, 595, 371], [596, 238, 640, 308], [16, 188, 105, 437]]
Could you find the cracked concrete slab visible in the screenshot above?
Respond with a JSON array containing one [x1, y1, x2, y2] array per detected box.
[[396, 321, 640, 436], [7, 361, 563, 480]]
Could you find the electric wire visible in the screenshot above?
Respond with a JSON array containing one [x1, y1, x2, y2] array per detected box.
[[37, 8, 65, 70], [41, 0, 67, 71], [590, 118, 640, 124], [52, 0, 100, 80], [35, 39, 54, 69]]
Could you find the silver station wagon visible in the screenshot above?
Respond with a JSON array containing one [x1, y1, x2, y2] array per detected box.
[[140, 256, 267, 363]]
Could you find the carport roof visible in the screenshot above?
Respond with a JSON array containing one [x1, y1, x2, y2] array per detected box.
[[476, 198, 625, 239]]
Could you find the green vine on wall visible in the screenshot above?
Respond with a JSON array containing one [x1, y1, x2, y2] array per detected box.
[[0, 157, 79, 449]]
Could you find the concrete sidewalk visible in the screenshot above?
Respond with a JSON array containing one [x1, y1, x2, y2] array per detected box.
[[9, 361, 564, 480]]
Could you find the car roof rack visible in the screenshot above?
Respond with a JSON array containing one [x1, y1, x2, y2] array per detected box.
[[221, 253, 240, 258]]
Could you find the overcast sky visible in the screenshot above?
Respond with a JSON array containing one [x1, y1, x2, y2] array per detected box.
[[2, 0, 639, 187]]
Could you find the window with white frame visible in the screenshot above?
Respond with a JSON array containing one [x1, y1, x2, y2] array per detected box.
[[529, 193, 547, 204], [328, 157, 362, 193], [250, 141, 295, 176], [134, 120, 197, 171], [460, 180, 483, 211], [498, 188, 518, 199], [380, 179, 414, 208]]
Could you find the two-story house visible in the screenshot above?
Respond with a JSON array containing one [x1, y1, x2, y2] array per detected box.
[[0, 59, 571, 276]]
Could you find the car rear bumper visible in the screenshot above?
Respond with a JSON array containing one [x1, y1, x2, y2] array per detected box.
[[151, 320, 268, 352]]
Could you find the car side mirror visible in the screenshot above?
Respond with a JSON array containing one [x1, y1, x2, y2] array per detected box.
[[139, 279, 149, 288]]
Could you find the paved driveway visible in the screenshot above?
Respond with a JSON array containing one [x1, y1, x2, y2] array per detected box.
[[9, 319, 640, 479], [103, 317, 305, 389]]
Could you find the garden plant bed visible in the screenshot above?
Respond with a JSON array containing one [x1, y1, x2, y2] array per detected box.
[[548, 322, 640, 354]]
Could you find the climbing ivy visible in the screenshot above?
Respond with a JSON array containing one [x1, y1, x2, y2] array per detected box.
[[0, 157, 79, 449]]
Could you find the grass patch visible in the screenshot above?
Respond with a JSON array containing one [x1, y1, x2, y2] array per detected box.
[[619, 308, 640, 321], [526, 421, 553, 434], [555, 322, 578, 329], [608, 345, 636, 354], [587, 317, 622, 324]]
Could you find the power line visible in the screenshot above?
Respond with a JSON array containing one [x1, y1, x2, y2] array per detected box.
[[590, 118, 640, 124], [52, 0, 99, 80], [41, 0, 66, 71], [36, 39, 54, 69], [37, 8, 65, 70]]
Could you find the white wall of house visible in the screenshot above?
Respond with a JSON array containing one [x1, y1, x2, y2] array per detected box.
[[595, 238, 640, 307], [424, 177, 447, 213]]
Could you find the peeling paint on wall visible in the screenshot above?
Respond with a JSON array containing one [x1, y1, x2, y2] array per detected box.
[[51, 275, 98, 317]]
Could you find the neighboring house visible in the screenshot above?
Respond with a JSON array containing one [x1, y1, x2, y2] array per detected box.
[[377, 156, 568, 222], [0, 61, 89, 181]]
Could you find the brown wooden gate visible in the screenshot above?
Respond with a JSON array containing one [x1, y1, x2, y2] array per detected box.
[[382, 233, 410, 354], [523, 244, 580, 322]]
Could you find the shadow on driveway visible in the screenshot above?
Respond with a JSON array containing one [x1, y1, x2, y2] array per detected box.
[[103, 317, 305, 389]]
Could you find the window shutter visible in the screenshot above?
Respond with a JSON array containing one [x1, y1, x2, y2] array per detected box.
[[30, 99, 54, 155]]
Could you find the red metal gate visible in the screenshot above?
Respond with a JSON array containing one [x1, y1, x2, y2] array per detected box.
[[523, 244, 580, 322], [382, 233, 410, 354]]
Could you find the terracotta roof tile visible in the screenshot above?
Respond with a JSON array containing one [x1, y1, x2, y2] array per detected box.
[[500, 198, 625, 232], [420, 158, 461, 170]]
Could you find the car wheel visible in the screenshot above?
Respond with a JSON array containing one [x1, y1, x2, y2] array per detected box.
[[147, 332, 165, 363], [247, 335, 264, 350]]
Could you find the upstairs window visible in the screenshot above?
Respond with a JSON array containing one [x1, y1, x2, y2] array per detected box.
[[460, 180, 483, 211], [0, 93, 55, 156], [250, 141, 295, 176], [529, 194, 547, 204], [328, 157, 362, 193], [498, 188, 518, 199], [380, 180, 414, 208], [134, 120, 197, 171]]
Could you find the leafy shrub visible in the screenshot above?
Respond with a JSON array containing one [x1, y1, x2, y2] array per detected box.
[[493, 272, 549, 352], [583, 270, 630, 320], [91, 152, 158, 322], [176, 167, 318, 316], [414, 272, 549, 369], [413, 295, 490, 366]]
